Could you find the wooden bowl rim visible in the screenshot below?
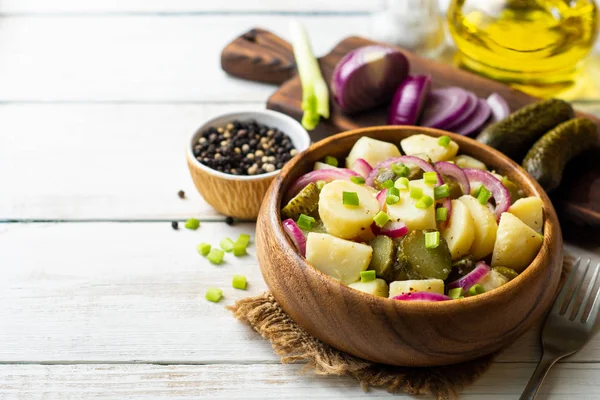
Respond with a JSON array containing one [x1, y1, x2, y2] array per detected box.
[[267, 125, 561, 313]]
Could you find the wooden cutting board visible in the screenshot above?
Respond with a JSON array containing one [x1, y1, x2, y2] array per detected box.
[[221, 28, 600, 231]]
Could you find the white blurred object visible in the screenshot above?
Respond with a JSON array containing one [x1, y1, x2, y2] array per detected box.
[[370, 0, 446, 58]]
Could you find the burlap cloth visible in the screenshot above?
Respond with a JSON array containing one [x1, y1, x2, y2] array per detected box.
[[229, 259, 571, 400]]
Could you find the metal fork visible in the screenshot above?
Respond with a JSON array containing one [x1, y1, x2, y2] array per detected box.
[[520, 258, 600, 400]]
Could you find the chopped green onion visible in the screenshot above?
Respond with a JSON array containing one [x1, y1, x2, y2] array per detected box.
[[342, 191, 359, 206], [387, 187, 399, 197], [468, 284, 485, 296], [381, 179, 394, 189], [197, 243, 211, 256], [448, 287, 463, 299], [424, 231, 440, 249], [477, 186, 492, 205], [205, 287, 223, 302], [233, 243, 247, 257], [220, 238, 235, 252], [207, 248, 225, 265], [415, 195, 434, 209], [236, 233, 251, 248], [395, 177, 410, 191], [324, 156, 338, 167], [350, 176, 365, 185], [360, 270, 376, 283], [423, 172, 438, 185], [473, 185, 483, 198], [386, 194, 400, 205], [434, 184, 450, 200], [373, 211, 390, 228], [316, 180, 326, 190], [438, 135, 451, 147], [436, 207, 448, 222], [185, 218, 200, 230], [391, 163, 410, 177], [290, 21, 329, 130], [297, 214, 315, 230], [410, 186, 423, 199], [232, 275, 247, 290]]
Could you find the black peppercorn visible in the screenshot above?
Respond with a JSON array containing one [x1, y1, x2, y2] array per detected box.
[[171, 221, 179, 230]]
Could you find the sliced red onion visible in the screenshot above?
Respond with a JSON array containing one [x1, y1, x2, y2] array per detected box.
[[331, 45, 409, 114], [487, 93, 510, 122], [376, 189, 387, 209], [420, 87, 471, 129], [442, 91, 478, 130], [387, 75, 432, 126], [351, 158, 373, 179], [392, 292, 452, 302], [286, 168, 360, 200], [366, 156, 440, 187], [439, 197, 452, 229], [463, 168, 510, 221], [371, 220, 408, 239], [447, 261, 490, 292], [282, 219, 307, 256], [453, 98, 492, 136], [434, 161, 471, 195]]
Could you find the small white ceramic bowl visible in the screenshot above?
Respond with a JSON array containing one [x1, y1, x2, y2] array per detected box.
[[186, 110, 311, 219]]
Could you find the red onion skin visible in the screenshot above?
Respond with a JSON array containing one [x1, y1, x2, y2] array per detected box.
[[366, 156, 441, 187], [387, 75, 432, 126], [420, 87, 471, 128], [282, 219, 307, 256], [447, 261, 490, 292], [285, 168, 359, 201], [442, 91, 478, 130], [454, 98, 492, 136], [434, 161, 471, 195], [370, 221, 408, 239], [487, 93, 510, 122], [351, 158, 373, 179], [462, 168, 511, 221], [331, 46, 409, 114], [392, 292, 452, 301], [376, 189, 387, 209]]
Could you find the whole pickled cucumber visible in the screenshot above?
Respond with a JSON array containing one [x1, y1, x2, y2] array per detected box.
[[281, 182, 319, 220], [522, 118, 598, 192], [476, 99, 574, 161]]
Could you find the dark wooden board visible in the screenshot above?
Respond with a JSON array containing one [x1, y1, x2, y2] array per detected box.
[[221, 28, 600, 229]]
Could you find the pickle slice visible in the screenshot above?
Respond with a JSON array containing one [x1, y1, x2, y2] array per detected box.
[[396, 230, 452, 280], [281, 182, 319, 220], [492, 266, 519, 282], [369, 235, 395, 279]]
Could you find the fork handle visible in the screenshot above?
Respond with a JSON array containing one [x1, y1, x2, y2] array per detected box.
[[519, 353, 561, 400]]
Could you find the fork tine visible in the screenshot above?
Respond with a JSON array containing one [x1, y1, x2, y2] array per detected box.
[[576, 263, 600, 322], [564, 259, 591, 317], [552, 257, 581, 314], [583, 263, 600, 325]]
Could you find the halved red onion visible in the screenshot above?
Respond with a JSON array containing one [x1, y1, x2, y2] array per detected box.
[[434, 161, 471, 195], [447, 261, 490, 292], [392, 292, 452, 302], [351, 158, 373, 179], [376, 189, 387, 209], [285, 168, 360, 200], [420, 87, 471, 129], [371, 220, 408, 239], [453, 98, 492, 136], [463, 168, 510, 221], [442, 91, 478, 130], [487, 93, 510, 122], [387, 75, 432, 126], [366, 156, 440, 187], [282, 219, 307, 256], [331, 45, 409, 114]]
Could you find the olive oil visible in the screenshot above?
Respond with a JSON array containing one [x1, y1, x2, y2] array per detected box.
[[448, 0, 599, 93]]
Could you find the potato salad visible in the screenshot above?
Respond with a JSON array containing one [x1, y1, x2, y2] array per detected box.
[[281, 134, 544, 301]]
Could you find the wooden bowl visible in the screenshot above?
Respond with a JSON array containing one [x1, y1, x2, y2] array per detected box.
[[186, 110, 310, 219], [256, 126, 563, 367]]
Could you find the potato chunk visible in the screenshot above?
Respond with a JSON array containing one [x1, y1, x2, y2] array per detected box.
[[508, 196, 544, 233], [491, 213, 543, 272], [478, 270, 509, 292], [442, 199, 476, 260], [305, 233, 372, 284], [453, 155, 487, 170], [400, 134, 458, 162], [458, 195, 498, 260], [319, 180, 380, 239], [346, 137, 401, 169], [349, 278, 389, 297], [389, 279, 445, 297], [386, 179, 436, 232]]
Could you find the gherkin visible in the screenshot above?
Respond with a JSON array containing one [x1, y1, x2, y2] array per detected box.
[[492, 267, 519, 282], [281, 182, 320, 220]]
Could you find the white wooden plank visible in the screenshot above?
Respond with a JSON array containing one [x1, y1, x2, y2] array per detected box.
[[0, 0, 379, 14], [0, 15, 368, 102], [0, 222, 599, 364], [0, 103, 269, 220], [0, 363, 598, 399]]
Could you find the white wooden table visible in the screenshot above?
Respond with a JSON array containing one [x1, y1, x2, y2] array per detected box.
[[1, 1, 599, 398]]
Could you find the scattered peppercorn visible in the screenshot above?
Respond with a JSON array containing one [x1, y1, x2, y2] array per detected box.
[[171, 221, 179, 230], [193, 120, 298, 176], [225, 216, 234, 226], [177, 190, 185, 199]]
